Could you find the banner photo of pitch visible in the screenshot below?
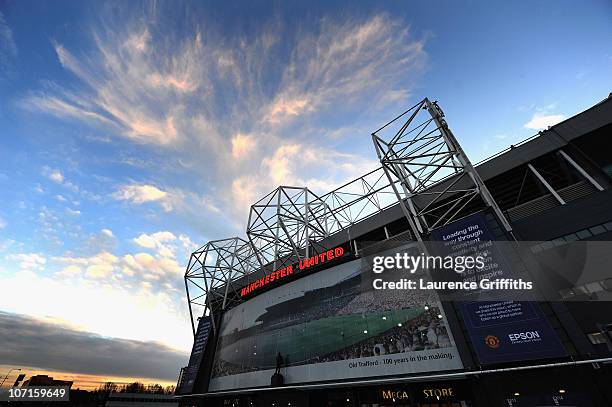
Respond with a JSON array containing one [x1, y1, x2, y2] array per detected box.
[[208, 248, 463, 391]]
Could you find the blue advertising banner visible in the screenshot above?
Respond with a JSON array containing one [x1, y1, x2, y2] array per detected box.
[[460, 300, 566, 365], [178, 316, 212, 394], [430, 211, 566, 365]]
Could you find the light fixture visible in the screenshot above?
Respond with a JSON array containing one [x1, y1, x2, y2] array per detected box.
[[346, 398, 350, 402], [437, 314, 443, 319], [398, 323, 402, 327], [424, 305, 429, 310], [559, 389, 566, 394], [363, 330, 368, 334], [382, 316, 387, 320], [513, 392, 520, 396]]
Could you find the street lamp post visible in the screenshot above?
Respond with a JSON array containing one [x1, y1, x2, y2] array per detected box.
[[0, 369, 22, 389]]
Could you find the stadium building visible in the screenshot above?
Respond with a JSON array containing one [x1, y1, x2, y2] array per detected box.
[[176, 96, 612, 407]]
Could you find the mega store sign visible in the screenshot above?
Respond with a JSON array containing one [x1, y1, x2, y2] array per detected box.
[[240, 246, 346, 297], [375, 383, 468, 404]]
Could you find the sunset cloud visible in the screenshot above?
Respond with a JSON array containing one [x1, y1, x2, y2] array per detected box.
[[231, 133, 256, 159], [4, 4, 430, 366], [0, 312, 187, 385], [20, 10, 427, 226]]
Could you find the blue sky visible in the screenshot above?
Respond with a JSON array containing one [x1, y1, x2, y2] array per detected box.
[[0, 0, 611, 386]]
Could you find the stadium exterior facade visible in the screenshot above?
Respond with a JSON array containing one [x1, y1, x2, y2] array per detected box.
[[177, 96, 612, 407]]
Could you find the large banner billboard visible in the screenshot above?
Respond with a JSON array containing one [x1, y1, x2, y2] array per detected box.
[[460, 300, 566, 365], [430, 211, 566, 365], [178, 316, 212, 394], [209, 246, 463, 391]]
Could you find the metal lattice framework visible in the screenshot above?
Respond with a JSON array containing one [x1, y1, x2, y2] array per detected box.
[[320, 167, 400, 229], [184, 97, 512, 336], [184, 237, 259, 334], [372, 97, 512, 239], [184, 173, 402, 335], [246, 186, 342, 270]]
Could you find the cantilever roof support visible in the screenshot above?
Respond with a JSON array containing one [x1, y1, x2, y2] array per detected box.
[[558, 149, 604, 192], [528, 163, 566, 205]]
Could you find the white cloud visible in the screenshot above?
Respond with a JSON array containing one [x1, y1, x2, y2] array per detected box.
[[121, 250, 181, 277], [231, 176, 261, 218], [230, 141, 378, 215], [65, 208, 81, 216], [0, 269, 190, 350], [101, 228, 114, 237], [42, 166, 64, 183], [264, 97, 312, 124], [524, 113, 565, 130], [231, 133, 256, 159], [22, 10, 426, 229], [262, 15, 426, 126], [22, 27, 204, 146], [133, 231, 177, 257], [0, 11, 17, 69], [124, 29, 151, 53], [40, 167, 79, 194], [126, 231, 197, 277], [6, 253, 46, 272], [113, 184, 168, 208], [51, 229, 189, 284], [54, 251, 119, 278], [40, 231, 187, 287], [86, 263, 114, 278], [24, 94, 114, 127], [50, 171, 64, 183]]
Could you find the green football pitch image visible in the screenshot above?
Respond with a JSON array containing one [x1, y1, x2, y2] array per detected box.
[[219, 306, 427, 369]]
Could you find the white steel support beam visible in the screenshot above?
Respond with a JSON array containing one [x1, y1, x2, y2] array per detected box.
[[528, 163, 566, 205], [558, 149, 604, 191]]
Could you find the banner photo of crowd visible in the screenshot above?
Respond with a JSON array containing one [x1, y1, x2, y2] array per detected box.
[[209, 246, 463, 391]]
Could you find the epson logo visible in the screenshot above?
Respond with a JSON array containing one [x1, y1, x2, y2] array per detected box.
[[508, 331, 540, 342]]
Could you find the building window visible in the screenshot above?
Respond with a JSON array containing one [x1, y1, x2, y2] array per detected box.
[[587, 332, 608, 345], [589, 225, 606, 235], [530, 219, 612, 253], [564, 233, 579, 241], [576, 229, 592, 239]]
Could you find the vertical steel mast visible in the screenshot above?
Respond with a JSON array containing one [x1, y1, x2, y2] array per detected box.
[[372, 98, 512, 239]]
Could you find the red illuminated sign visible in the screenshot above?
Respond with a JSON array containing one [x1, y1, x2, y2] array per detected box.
[[240, 247, 345, 297]]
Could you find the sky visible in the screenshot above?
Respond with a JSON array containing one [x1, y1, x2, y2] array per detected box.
[[0, 0, 611, 390]]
